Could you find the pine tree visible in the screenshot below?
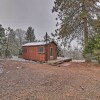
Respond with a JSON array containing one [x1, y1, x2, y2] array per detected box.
[[26, 26, 36, 43], [8, 27, 15, 42], [52, 0, 100, 50], [0, 24, 5, 56], [15, 29, 26, 46], [0, 24, 5, 38], [83, 14, 100, 62], [44, 32, 51, 42], [83, 35, 96, 62], [5, 27, 16, 57], [93, 15, 100, 59], [94, 31, 100, 63]]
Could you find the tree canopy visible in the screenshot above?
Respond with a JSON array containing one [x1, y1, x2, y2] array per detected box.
[[26, 26, 36, 43], [0, 24, 5, 38], [44, 32, 51, 42], [52, 0, 100, 47]]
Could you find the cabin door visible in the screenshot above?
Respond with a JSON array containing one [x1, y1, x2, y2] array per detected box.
[[50, 47, 53, 60]]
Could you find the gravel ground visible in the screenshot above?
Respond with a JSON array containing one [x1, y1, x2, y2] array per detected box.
[[0, 60, 100, 100]]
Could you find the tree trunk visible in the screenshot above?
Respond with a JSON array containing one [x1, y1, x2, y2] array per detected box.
[[82, 3, 91, 62], [83, 17, 88, 50]]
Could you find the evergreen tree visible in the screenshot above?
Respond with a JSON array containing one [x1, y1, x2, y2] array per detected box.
[[57, 46, 64, 57], [52, 0, 100, 56], [5, 27, 15, 56], [94, 32, 100, 63], [83, 35, 96, 62], [92, 16, 100, 63], [84, 14, 100, 62], [5, 27, 19, 56], [44, 32, 51, 42], [15, 29, 26, 46], [0, 24, 5, 56], [26, 26, 36, 43], [8, 27, 15, 42], [0, 24, 5, 38]]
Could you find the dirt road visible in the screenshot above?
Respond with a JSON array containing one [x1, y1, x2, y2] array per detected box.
[[0, 60, 100, 100]]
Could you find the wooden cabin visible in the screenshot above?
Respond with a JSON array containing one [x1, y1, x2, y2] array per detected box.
[[22, 41, 57, 62]]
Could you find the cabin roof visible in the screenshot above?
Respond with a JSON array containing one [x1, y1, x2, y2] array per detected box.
[[22, 41, 57, 47]]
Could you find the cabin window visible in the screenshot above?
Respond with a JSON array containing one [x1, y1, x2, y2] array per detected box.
[[38, 47, 44, 53], [22, 48, 27, 53]]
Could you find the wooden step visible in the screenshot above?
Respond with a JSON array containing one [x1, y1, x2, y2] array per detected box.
[[47, 58, 72, 66]]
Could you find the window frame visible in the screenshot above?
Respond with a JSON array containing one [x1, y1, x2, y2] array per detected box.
[[38, 46, 44, 53]]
